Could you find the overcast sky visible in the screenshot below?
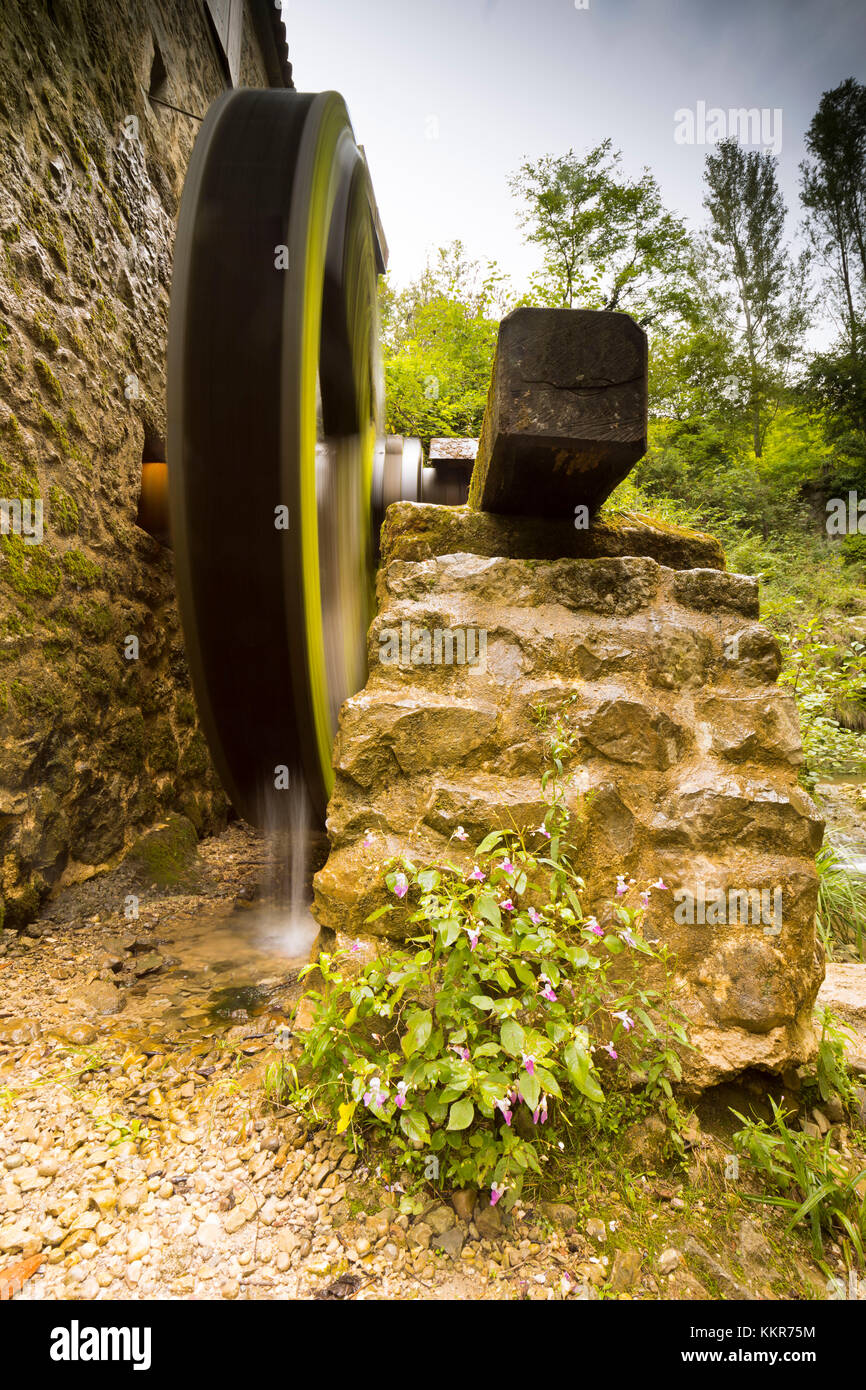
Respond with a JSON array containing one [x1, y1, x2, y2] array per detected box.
[[279, 0, 866, 306]]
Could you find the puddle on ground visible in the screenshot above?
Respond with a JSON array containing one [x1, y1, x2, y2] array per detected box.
[[115, 902, 322, 1042]]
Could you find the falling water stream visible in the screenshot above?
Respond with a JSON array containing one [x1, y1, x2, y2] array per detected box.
[[106, 781, 324, 1046]]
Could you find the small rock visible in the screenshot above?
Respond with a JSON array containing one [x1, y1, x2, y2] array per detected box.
[[609, 1247, 642, 1292], [658, 1247, 682, 1275], [475, 1204, 503, 1240], [425, 1203, 456, 1237], [451, 1189, 477, 1223], [586, 1218, 606, 1242], [127, 1230, 150, 1262], [437, 1226, 464, 1258]]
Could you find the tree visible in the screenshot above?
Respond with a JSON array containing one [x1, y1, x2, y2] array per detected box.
[[800, 78, 866, 358], [508, 140, 692, 328], [703, 138, 810, 457], [378, 242, 509, 448]]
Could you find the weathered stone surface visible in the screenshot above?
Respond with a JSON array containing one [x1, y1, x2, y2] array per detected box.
[[315, 506, 824, 1087], [381, 501, 725, 571], [467, 308, 648, 517], [0, 3, 291, 926]]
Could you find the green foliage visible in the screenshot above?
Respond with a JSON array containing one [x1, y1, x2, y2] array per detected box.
[[380, 241, 506, 448], [508, 140, 692, 327], [732, 1097, 866, 1264], [286, 719, 689, 1206], [815, 846, 866, 961]]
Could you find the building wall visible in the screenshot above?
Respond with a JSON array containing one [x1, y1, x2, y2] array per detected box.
[[0, 0, 289, 925]]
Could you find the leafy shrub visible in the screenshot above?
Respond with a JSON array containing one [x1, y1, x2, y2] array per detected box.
[[815, 844, 866, 961], [288, 714, 689, 1208], [732, 1097, 866, 1263]]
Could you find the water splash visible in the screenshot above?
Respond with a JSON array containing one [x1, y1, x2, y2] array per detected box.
[[256, 774, 321, 960]]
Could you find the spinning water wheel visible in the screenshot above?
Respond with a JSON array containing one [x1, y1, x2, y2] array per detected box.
[[167, 89, 422, 828]]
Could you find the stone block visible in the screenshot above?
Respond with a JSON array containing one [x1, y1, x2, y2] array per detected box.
[[467, 308, 648, 517]]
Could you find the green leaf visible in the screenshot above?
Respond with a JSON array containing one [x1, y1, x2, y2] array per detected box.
[[401, 1009, 433, 1057], [501, 1019, 525, 1057], [418, 869, 441, 891], [476, 894, 501, 929], [518, 1070, 541, 1111], [364, 904, 395, 924], [336, 1101, 356, 1134], [470, 995, 495, 1012], [447, 1098, 475, 1131], [399, 1110, 430, 1145], [476, 831, 505, 855], [603, 934, 624, 954], [439, 918, 462, 947], [564, 1040, 605, 1104]]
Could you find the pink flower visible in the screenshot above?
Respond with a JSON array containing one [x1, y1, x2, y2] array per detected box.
[[362, 830, 374, 848], [539, 974, 557, 1002], [495, 1097, 513, 1126], [522, 1053, 535, 1076], [532, 1095, 548, 1125], [350, 940, 361, 953], [452, 825, 468, 841], [468, 866, 485, 883], [651, 878, 668, 890], [615, 874, 633, 897], [490, 1183, 505, 1206], [585, 916, 603, 936], [612, 1010, 634, 1032], [450, 1043, 470, 1062], [639, 891, 650, 910], [466, 928, 479, 951], [620, 928, 637, 948], [500, 898, 515, 911], [602, 1042, 618, 1060], [395, 1081, 409, 1109], [500, 859, 516, 874], [393, 872, 408, 899], [528, 907, 542, 926], [536, 825, 551, 839]]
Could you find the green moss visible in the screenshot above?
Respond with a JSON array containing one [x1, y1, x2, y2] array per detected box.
[[1, 414, 23, 450], [93, 296, 118, 333], [148, 717, 179, 772], [49, 485, 79, 535], [179, 730, 210, 778], [1, 223, 19, 244], [0, 682, 6, 718], [10, 670, 72, 720], [38, 406, 83, 463], [126, 813, 199, 887], [105, 707, 146, 774], [0, 322, 8, 365], [65, 405, 84, 435], [70, 132, 90, 173], [0, 535, 61, 598], [62, 548, 100, 588], [174, 692, 197, 726], [32, 312, 59, 354], [67, 599, 115, 641], [34, 356, 63, 405]]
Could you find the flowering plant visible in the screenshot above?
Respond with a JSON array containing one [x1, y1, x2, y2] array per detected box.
[[294, 716, 689, 1205]]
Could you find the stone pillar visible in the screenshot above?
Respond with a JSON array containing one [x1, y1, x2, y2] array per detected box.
[[313, 503, 824, 1088]]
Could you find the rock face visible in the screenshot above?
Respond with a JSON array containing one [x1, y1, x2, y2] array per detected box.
[[313, 504, 825, 1087], [0, 4, 291, 925]]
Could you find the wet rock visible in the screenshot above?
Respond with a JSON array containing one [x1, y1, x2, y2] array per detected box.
[[79, 982, 125, 1017], [125, 815, 200, 889], [0, 1018, 41, 1045], [131, 952, 164, 977]]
